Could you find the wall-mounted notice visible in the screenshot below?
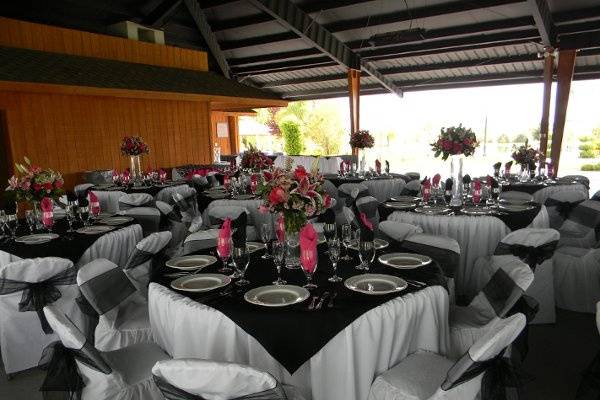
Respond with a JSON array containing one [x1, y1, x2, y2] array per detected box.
[[217, 122, 229, 138]]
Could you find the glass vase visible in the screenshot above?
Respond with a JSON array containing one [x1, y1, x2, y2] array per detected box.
[[30, 200, 44, 230], [449, 154, 464, 207], [129, 155, 143, 186], [519, 163, 530, 183], [283, 211, 306, 269]]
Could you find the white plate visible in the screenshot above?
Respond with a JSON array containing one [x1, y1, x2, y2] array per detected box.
[[246, 242, 265, 253], [170, 273, 231, 293], [345, 274, 408, 295], [499, 203, 535, 212], [166, 255, 218, 271], [378, 253, 432, 269], [499, 198, 531, 206], [348, 238, 389, 251], [414, 206, 451, 215], [390, 196, 420, 203], [233, 194, 255, 200], [76, 225, 115, 235], [384, 202, 416, 210], [461, 206, 494, 216], [15, 233, 59, 244], [100, 216, 134, 225], [244, 285, 310, 307]]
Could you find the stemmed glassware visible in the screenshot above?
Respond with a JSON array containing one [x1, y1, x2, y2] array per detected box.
[[25, 210, 36, 234], [357, 241, 376, 272], [327, 239, 342, 282], [272, 241, 287, 285], [231, 247, 250, 286], [260, 223, 272, 259], [6, 214, 18, 239], [341, 224, 353, 261], [301, 254, 318, 290], [217, 236, 233, 275], [78, 206, 91, 226], [0, 211, 8, 241], [323, 223, 336, 241]]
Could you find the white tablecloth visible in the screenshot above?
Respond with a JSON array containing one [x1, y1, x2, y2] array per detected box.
[[274, 156, 341, 175], [149, 283, 449, 400], [387, 207, 549, 297]]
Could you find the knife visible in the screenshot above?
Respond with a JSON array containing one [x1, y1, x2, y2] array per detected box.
[[315, 292, 330, 310]]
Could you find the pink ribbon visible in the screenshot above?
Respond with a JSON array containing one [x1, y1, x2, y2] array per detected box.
[[299, 224, 317, 273]]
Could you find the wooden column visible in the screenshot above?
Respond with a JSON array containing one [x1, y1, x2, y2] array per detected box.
[[550, 49, 577, 174], [228, 115, 240, 154], [539, 50, 554, 157], [348, 69, 360, 156]]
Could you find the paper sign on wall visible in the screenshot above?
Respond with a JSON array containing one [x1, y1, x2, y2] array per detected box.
[[217, 122, 229, 138]]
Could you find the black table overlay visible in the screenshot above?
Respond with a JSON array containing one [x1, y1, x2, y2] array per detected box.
[[501, 180, 583, 195], [0, 218, 135, 263], [155, 241, 446, 374], [93, 180, 187, 197]]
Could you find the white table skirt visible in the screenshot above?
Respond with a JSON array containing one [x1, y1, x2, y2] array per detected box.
[[387, 207, 549, 297], [0, 224, 142, 268], [149, 283, 449, 400], [274, 156, 341, 175]]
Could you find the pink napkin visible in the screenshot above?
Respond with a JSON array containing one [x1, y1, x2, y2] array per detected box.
[[223, 175, 231, 189], [432, 173, 441, 188], [359, 212, 373, 231], [159, 169, 167, 182], [422, 178, 431, 202], [486, 175, 493, 187], [89, 192, 101, 216], [473, 180, 482, 204], [276, 215, 285, 242], [250, 175, 258, 194], [217, 218, 232, 257], [505, 161, 512, 174], [40, 197, 54, 228], [375, 160, 381, 174], [340, 161, 345, 174], [299, 224, 317, 273]]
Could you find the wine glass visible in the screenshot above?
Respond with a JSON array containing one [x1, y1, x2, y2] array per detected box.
[[323, 223, 336, 242], [341, 224, 353, 261], [6, 214, 18, 239], [327, 239, 342, 282], [217, 236, 234, 275], [78, 206, 91, 226], [260, 223, 272, 259], [358, 241, 376, 272], [25, 210, 36, 234], [0, 210, 8, 240], [272, 241, 287, 285], [231, 247, 250, 286], [301, 253, 318, 290]]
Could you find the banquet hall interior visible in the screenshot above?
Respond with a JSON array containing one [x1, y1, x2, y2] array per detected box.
[[1, 0, 600, 399]]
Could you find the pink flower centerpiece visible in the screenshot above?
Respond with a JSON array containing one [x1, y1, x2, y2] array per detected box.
[[6, 157, 64, 202], [430, 124, 479, 160], [240, 145, 273, 171]]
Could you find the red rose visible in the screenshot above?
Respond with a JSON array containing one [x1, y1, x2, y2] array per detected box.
[[294, 166, 308, 181], [33, 183, 42, 192], [463, 138, 471, 146], [323, 194, 332, 208], [442, 140, 452, 151], [44, 182, 53, 191], [54, 180, 63, 189], [453, 142, 462, 153], [268, 186, 287, 205]]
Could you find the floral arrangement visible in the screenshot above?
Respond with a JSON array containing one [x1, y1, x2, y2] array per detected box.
[[121, 136, 149, 156], [240, 145, 273, 171], [349, 130, 374, 149], [184, 168, 214, 180], [511, 139, 543, 169], [6, 157, 64, 202], [431, 124, 479, 160], [256, 165, 332, 233]]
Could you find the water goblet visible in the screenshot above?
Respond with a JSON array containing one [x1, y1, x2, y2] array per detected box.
[[0, 210, 7, 240], [323, 223, 336, 242], [217, 237, 234, 275], [327, 239, 342, 282], [231, 247, 250, 286], [272, 241, 287, 285], [25, 210, 36, 234], [79, 206, 91, 226], [341, 224, 353, 261], [358, 241, 376, 272], [301, 256, 318, 290], [6, 214, 18, 239], [260, 223, 272, 259]]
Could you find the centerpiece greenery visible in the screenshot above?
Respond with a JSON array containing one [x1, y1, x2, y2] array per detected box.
[[430, 124, 479, 160], [240, 144, 273, 171], [6, 157, 64, 202], [511, 139, 543, 170], [349, 130, 374, 149]]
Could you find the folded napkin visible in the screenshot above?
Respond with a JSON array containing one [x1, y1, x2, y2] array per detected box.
[[323, 208, 336, 224], [473, 180, 482, 203], [432, 173, 441, 187], [77, 196, 89, 208], [375, 159, 381, 174], [223, 175, 231, 189], [357, 212, 374, 242], [422, 178, 431, 202], [505, 161, 513, 174], [276, 215, 285, 242], [339, 161, 345, 174], [232, 212, 247, 248], [250, 175, 258, 193], [217, 218, 232, 257], [444, 178, 453, 202], [159, 169, 167, 182], [462, 175, 472, 185], [385, 160, 390, 173], [493, 162, 501, 171], [445, 178, 453, 191], [66, 191, 78, 204], [299, 224, 317, 273], [230, 159, 236, 169], [40, 197, 54, 228], [89, 192, 101, 215]]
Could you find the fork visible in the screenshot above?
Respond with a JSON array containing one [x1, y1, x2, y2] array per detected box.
[[315, 292, 330, 310]]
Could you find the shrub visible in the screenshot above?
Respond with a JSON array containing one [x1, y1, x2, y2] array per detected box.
[[280, 120, 303, 155], [581, 163, 600, 171], [579, 143, 594, 151], [580, 149, 597, 158], [579, 135, 594, 143]]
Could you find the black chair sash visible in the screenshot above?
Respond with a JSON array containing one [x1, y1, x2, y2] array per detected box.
[[173, 193, 197, 213], [79, 268, 136, 315], [39, 340, 112, 400], [232, 212, 248, 248], [153, 375, 289, 400], [118, 199, 155, 210], [402, 241, 459, 278], [576, 351, 600, 399], [0, 267, 77, 334], [338, 188, 368, 207], [494, 241, 558, 270], [75, 295, 98, 343], [399, 187, 419, 197], [123, 248, 154, 270], [356, 200, 379, 219], [482, 268, 522, 318], [569, 203, 600, 229], [544, 198, 585, 220]]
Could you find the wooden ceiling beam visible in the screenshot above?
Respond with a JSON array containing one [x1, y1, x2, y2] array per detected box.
[[142, 0, 183, 28], [526, 0, 557, 47]]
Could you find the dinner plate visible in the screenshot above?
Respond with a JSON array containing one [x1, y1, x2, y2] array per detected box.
[[378, 253, 432, 269], [498, 203, 535, 212], [244, 285, 310, 307], [15, 233, 59, 244], [499, 198, 531, 206], [246, 242, 265, 253], [384, 202, 417, 210], [76, 225, 115, 235], [348, 238, 389, 251], [390, 196, 420, 203], [166, 255, 217, 271], [170, 273, 231, 293], [206, 192, 228, 199], [344, 274, 408, 295], [232, 194, 255, 200], [461, 206, 494, 216], [414, 206, 451, 215], [100, 216, 134, 225]]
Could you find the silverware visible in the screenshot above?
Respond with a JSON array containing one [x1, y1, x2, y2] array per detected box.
[[405, 278, 426, 288], [315, 292, 330, 310], [327, 292, 338, 308], [198, 287, 234, 303], [307, 295, 319, 310]]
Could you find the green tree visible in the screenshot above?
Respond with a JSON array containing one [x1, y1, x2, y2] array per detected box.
[[280, 120, 303, 155], [497, 134, 510, 143], [513, 133, 528, 143], [303, 104, 344, 155], [256, 107, 283, 136], [531, 127, 541, 141]]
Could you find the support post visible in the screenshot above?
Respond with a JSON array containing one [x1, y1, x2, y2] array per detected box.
[[348, 68, 360, 156], [550, 49, 577, 174], [539, 49, 554, 157]]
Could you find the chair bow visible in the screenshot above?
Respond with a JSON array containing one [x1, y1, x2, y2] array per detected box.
[[495, 241, 558, 270], [0, 268, 77, 334], [545, 198, 585, 220]]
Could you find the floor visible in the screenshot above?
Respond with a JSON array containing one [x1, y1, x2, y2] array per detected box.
[[0, 308, 597, 399]]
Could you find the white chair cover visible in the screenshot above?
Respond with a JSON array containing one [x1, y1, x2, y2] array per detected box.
[[75, 183, 95, 198], [124, 231, 172, 297], [338, 183, 369, 207], [532, 183, 588, 205], [77, 259, 153, 351], [203, 199, 268, 241], [356, 195, 380, 232], [558, 200, 600, 248], [543, 187, 589, 229], [0, 257, 84, 374], [43, 305, 167, 400], [378, 220, 423, 243], [403, 179, 421, 195], [92, 190, 126, 214], [182, 229, 220, 255], [77, 224, 143, 268], [363, 178, 406, 202], [560, 175, 590, 189], [155, 201, 188, 251], [274, 155, 341, 175], [155, 184, 192, 204], [553, 246, 600, 313], [118, 208, 161, 237], [118, 193, 155, 209]]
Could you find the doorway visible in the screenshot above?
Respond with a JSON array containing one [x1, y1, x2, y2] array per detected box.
[[0, 110, 11, 208]]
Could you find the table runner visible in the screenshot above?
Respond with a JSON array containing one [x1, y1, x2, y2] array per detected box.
[[155, 241, 445, 374], [0, 218, 135, 263]]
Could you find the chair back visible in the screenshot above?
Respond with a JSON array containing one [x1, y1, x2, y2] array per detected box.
[[119, 207, 161, 236], [208, 206, 249, 227], [356, 195, 380, 231], [363, 178, 406, 202], [124, 232, 172, 295], [559, 200, 600, 246], [338, 183, 369, 206], [118, 193, 154, 210], [560, 175, 590, 189], [378, 221, 423, 243], [495, 228, 559, 270], [74, 183, 94, 198], [182, 230, 220, 255], [403, 233, 460, 278], [592, 190, 600, 202], [401, 179, 421, 196], [92, 190, 126, 214], [545, 190, 588, 229]]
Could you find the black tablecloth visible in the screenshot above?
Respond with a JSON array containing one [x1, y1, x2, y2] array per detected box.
[[325, 177, 365, 187], [379, 202, 542, 232], [501, 180, 583, 195], [94, 181, 186, 197], [0, 218, 135, 263], [155, 241, 445, 374]]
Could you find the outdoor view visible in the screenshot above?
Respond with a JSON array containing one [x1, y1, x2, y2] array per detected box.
[[240, 80, 600, 191]]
